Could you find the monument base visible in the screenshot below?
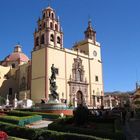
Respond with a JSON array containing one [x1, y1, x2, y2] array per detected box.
[[34, 100, 73, 115]]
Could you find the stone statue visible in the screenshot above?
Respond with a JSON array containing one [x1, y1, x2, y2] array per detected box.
[[51, 64, 56, 80], [49, 64, 58, 100], [6, 94, 9, 106], [13, 93, 18, 108]]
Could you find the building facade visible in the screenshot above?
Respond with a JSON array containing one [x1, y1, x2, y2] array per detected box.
[[0, 6, 104, 108], [31, 6, 104, 107]]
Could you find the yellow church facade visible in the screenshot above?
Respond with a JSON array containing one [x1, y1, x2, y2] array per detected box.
[[0, 6, 104, 108], [31, 6, 104, 107]]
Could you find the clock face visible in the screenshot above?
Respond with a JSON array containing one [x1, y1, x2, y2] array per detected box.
[[93, 50, 97, 57]]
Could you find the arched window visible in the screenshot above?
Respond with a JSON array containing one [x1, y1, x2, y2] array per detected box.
[[39, 24, 42, 30], [55, 24, 58, 31], [48, 11, 51, 17], [43, 13, 45, 19], [43, 22, 46, 28], [12, 63, 15, 68], [50, 34, 54, 42], [36, 37, 39, 46], [50, 22, 53, 29], [52, 13, 54, 19], [57, 36, 61, 44], [41, 34, 44, 44]]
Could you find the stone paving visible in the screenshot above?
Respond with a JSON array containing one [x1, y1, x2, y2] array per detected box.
[[124, 118, 140, 140], [26, 120, 53, 129]]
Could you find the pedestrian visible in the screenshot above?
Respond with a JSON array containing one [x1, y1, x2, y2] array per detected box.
[[122, 108, 127, 125]]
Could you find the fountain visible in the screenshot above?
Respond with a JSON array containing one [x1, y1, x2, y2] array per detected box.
[[33, 64, 72, 115]]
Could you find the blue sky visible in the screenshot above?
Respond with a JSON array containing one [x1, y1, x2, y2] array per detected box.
[[0, 0, 140, 92]]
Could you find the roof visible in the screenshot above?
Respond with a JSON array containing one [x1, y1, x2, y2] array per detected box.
[[1, 45, 29, 66]]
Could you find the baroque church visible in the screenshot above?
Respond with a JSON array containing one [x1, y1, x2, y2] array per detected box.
[[0, 6, 104, 108]]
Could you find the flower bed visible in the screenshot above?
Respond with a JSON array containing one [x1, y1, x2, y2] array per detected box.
[[0, 131, 8, 140]]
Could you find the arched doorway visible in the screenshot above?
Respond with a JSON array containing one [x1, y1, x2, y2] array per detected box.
[[76, 90, 83, 106]]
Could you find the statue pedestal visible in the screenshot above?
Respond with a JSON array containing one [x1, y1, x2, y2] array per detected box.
[[33, 98, 74, 115]]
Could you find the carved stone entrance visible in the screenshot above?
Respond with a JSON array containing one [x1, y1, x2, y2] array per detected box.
[[76, 90, 83, 106], [68, 56, 88, 107]]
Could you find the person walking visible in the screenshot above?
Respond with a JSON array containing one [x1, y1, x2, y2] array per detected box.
[[122, 108, 127, 125]]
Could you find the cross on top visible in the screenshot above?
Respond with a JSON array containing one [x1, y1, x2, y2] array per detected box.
[[46, 0, 53, 6]]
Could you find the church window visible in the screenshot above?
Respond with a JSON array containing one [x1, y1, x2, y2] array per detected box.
[[12, 63, 15, 68], [55, 68, 59, 75], [36, 37, 39, 46], [4, 74, 9, 79], [20, 76, 26, 90], [9, 88, 12, 95], [50, 22, 53, 29], [52, 13, 54, 19], [48, 11, 51, 17], [95, 76, 99, 82], [43, 13, 45, 19], [50, 34, 54, 42], [41, 34, 44, 44], [57, 36, 61, 44], [39, 24, 42, 30], [55, 24, 58, 31], [43, 22, 46, 28], [97, 97, 100, 102]]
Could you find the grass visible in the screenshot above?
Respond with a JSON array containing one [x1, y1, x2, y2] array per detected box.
[[9, 136, 28, 140]]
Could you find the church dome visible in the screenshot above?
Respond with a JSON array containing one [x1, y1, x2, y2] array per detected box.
[[1, 44, 29, 67], [8, 52, 29, 62]]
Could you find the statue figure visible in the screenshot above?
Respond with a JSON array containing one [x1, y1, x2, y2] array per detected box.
[[13, 93, 18, 108], [49, 64, 58, 100], [6, 94, 9, 106], [24, 92, 27, 100], [51, 64, 56, 80]]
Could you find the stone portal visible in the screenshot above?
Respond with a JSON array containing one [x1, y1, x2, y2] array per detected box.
[[68, 56, 88, 107]]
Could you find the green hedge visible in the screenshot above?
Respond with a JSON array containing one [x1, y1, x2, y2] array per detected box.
[[88, 116, 116, 123], [9, 136, 28, 140], [6, 111, 31, 117], [0, 121, 111, 140], [0, 115, 42, 126], [48, 118, 125, 140], [9, 110, 60, 120]]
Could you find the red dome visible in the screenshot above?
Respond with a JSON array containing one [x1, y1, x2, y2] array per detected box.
[[8, 52, 29, 62], [1, 45, 29, 66]]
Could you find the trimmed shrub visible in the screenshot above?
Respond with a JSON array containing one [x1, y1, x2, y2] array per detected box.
[[48, 117, 125, 140], [0, 115, 42, 126], [8, 110, 60, 120], [0, 121, 110, 140], [73, 105, 89, 125]]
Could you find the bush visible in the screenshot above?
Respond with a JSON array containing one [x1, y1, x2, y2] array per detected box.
[[0, 121, 110, 140], [48, 117, 125, 140], [88, 116, 115, 123], [0, 115, 42, 126], [0, 96, 5, 105], [0, 131, 8, 139], [73, 105, 89, 125], [9, 110, 60, 120]]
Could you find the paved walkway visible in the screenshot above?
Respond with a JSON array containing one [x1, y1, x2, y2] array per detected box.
[[26, 120, 53, 129], [124, 118, 140, 140]]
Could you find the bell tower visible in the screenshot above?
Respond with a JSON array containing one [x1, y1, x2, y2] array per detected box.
[[33, 6, 63, 51], [84, 19, 96, 44]]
